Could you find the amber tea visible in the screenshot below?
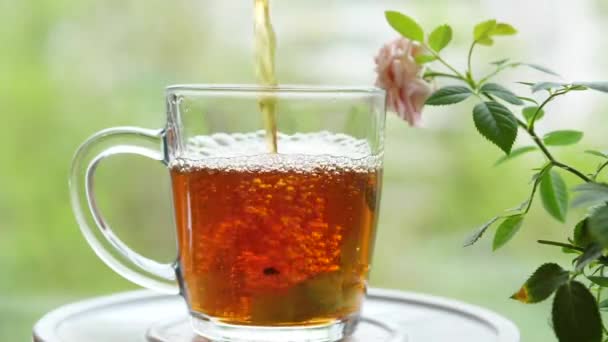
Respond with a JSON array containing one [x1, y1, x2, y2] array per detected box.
[[170, 132, 381, 326]]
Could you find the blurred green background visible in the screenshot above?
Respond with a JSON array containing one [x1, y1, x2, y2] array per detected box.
[[2, 0, 608, 340]]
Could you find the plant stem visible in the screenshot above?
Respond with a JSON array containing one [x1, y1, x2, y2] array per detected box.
[[512, 89, 593, 183], [495, 101, 591, 183], [594, 161, 608, 180], [478, 62, 522, 85], [521, 114, 591, 182], [423, 44, 468, 83], [423, 71, 462, 80], [524, 163, 551, 213], [553, 161, 592, 183], [467, 42, 476, 80], [537, 240, 585, 252], [529, 90, 568, 131], [527, 126, 591, 182]]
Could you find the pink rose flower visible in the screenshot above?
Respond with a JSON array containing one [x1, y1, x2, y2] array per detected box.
[[374, 38, 433, 127]]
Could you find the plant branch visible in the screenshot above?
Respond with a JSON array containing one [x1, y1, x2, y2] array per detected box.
[[518, 89, 593, 183], [423, 71, 462, 81], [594, 161, 608, 180], [537, 240, 585, 252], [524, 163, 551, 213], [423, 44, 468, 83], [529, 90, 569, 131], [467, 42, 476, 81], [478, 62, 522, 85], [552, 161, 592, 183]]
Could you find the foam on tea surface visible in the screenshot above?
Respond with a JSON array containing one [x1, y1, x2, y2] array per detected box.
[[170, 131, 381, 172]]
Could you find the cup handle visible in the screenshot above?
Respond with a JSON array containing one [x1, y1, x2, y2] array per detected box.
[[69, 127, 179, 295]]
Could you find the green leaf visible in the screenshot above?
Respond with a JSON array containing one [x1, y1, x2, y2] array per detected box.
[[426, 86, 473, 105], [473, 101, 518, 154], [385, 11, 424, 42], [511, 263, 569, 303], [574, 82, 608, 93], [491, 58, 510, 66], [569, 84, 588, 91], [532, 81, 567, 93], [414, 55, 438, 64], [463, 217, 499, 247], [477, 36, 494, 46], [428, 24, 452, 52], [575, 243, 603, 271], [574, 219, 594, 248], [543, 130, 583, 146], [588, 276, 608, 287], [518, 96, 539, 105], [589, 205, 608, 248], [585, 150, 608, 159], [572, 183, 608, 208], [599, 299, 608, 311], [562, 247, 579, 254], [552, 281, 602, 342], [540, 169, 569, 222], [522, 106, 545, 124], [494, 146, 537, 165], [525, 64, 561, 77], [493, 215, 524, 251], [474, 19, 497, 41], [492, 23, 517, 36], [480, 83, 524, 105], [518, 81, 536, 87]]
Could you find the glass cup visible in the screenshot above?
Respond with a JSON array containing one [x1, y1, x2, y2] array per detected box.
[[70, 85, 386, 342]]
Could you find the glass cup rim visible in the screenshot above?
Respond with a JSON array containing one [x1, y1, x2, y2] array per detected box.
[[165, 84, 385, 95]]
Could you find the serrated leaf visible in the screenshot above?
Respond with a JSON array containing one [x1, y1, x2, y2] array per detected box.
[[511, 263, 569, 303], [480, 83, 524, 105], [522, 106, 545, 124], [574, 82, 608, 93], [428, 24, 452, 52], [543, 130, 583, 146], [473, 101, 518, 154], [589, 205, 608, 248], [532, 82, 567, 93], [552, 281, 602, 342], [588, 276, 608, 287], [575, 243, 603, 271], [492, 23, 517, 36], [415, 55, 437, 64], [572, 183, 608, 208], [385, 11, 424, 42], [474, 19, 497, 40], [491, 58, 510, 66], [493, 215, 524, 251], [574, 219, 594, 248], [495, 146, 537, 165], [426, 86, 473, 105], [585, 150, 608, 159], [463, 217, 499, 247], [540, 170, 569, 222], [525, 64, 561, 77]]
